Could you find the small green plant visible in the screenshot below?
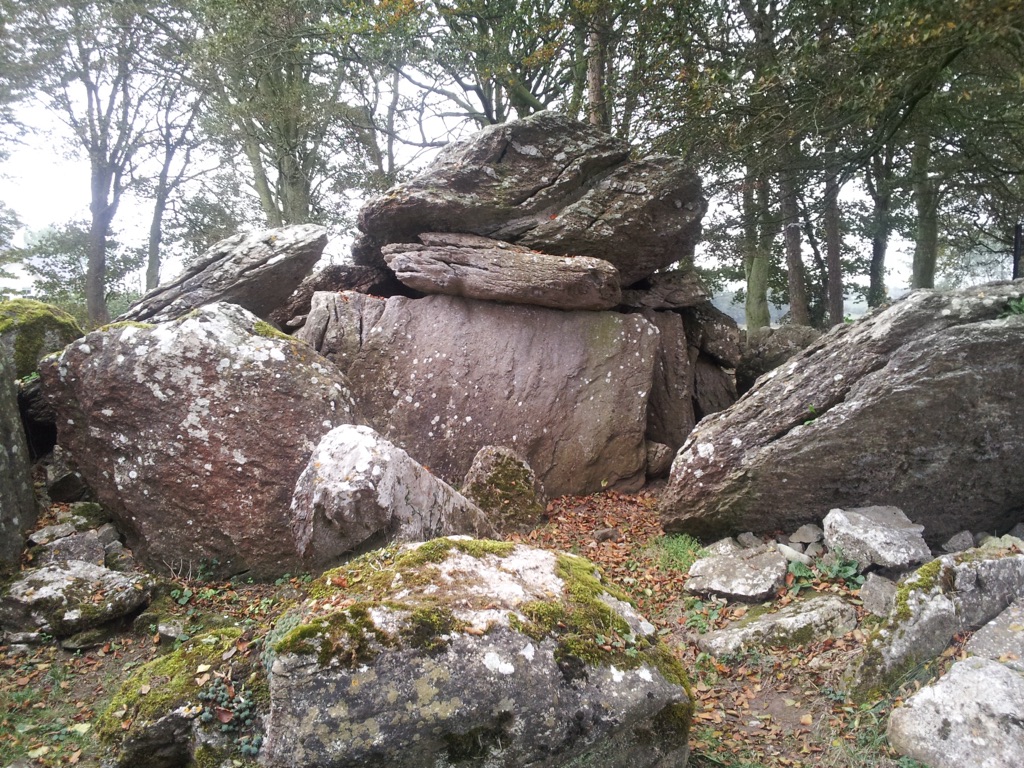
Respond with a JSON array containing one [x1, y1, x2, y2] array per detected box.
[[683, 598, 723, 634], [803, 404, 819, 425], [170, 587, 194, 606], [1000, 296, 1024, 317], [652, 534, 706, 572], [818, 551, 865, 589]]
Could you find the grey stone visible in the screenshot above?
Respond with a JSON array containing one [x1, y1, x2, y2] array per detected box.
[[692, 352, 737, 421], [37, 530, 106, 567], [736, 532, 764, 549], [974, 531, 994, 545], [661, 281, 1024, 546], [290, 425, 494, 568], [0, 560, 154, 637], [737, 324, 822, 395], [28, 522, 77, 546], [645, 442, 673, 479], [41, 302, 359, 579], [642, 310, 696, 451], [966, 599, 1024, 673], [804, 542, 825, 559], [698, 595, 857, 657], [848, 548, 1024, 699], [104, 540, 135, 571], [620, 269, 709, 310], [95, 523, 120, 547], [823, 506, 932, 571], [262, 540, 691, 768], [0, 347, 35, 569], [777, 543, 813, 566], [0, 298, 83, 379], [942, 530, 975, 553], [269, 262, 410, 330], [704, 538, 742, 556], [790, 523, 824, 545], [1011, 522, 1024, 540], [887, 657, 1024, 768], [356, 112, 706, 287], [45, 445, 90, 503], [119, 224, 327, 324], [686, 545, 788, 601], [383, 232, 622, 311], [681, 302, 742, 369], [859, 573, 897, 618], [297, 292, 657, 498], [461, 445, 545, 533]]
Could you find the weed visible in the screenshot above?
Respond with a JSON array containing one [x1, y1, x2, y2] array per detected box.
[[804, 404, 819, 425], [1000, 296, 1024, 317], [684, 597, 724, 634], [652, 534, 707, 572]]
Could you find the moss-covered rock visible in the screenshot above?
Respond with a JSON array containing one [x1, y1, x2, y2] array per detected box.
[[0, 298, 83, 379], [263, 537, 692, 768], [461, 445, 546, 533]]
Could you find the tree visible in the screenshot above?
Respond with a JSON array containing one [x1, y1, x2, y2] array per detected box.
[[3, 0, 178, 326]]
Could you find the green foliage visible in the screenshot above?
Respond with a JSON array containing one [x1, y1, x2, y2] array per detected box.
[[652, 534, 707, 572], [1000, 296, 1024, 317]]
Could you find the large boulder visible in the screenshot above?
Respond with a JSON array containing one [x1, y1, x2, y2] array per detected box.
[[1, 347, 36, 569], [661, 281, 1024, 544], [0, 298, 83, 379], [643, 310, 696, 452], [262, 538, 693, 768], [383, 232, 622, 311], [119, 225, 327, 324], [355, 111, 706, 286], [40, 302, 359, 578], [822, 506, 932, 571], [296, 291, 659, 497], [291, 424, 494, 568], [736, 324, 821, 395]]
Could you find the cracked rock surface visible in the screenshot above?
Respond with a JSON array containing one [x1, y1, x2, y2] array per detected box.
[[660, 280, 1024, 544]]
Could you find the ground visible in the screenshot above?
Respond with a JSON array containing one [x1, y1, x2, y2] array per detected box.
[[0, 489, 958, 768]]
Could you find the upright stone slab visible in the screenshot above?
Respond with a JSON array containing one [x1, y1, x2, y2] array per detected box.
[[0, 348, 35, 569], [297, 292, 659, 497]]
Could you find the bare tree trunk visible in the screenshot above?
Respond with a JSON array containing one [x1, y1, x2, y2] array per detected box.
[[911, 135, 939, 289], [242, 133, 283, 228], [586, 19, 610, 130], [743, 175, 771, 330], [824, 172, 844, 326], [866, 152, 892, 306], [780, 171, 811, 326], [86, 165, 117, 327]]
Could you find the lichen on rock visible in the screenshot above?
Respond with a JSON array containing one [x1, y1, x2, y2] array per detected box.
[[262, 537, 692, 768], [0, 297, 83, 379]]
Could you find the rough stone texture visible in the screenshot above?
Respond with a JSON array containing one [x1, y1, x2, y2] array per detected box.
[[1, 347, 36, 570], [0, 560, 154, 637], [620, 270, 709, 310], [461, 445, 546, 533], [41, 302, 359, 579], [736, 324, 822, 395], [943, 530, 977, 553], [776, 543, 812, 566], [291, 425, 494, 568], [697, 595, 857, 657], [685, 545, 788, 602], [37, 530, 106, 567], [0, 298, 83, 379], [848, 548, 1024, 699], [790, 523, 824, 545], [680, 302, 742, 369], [45, 444, 90, 502], [119, 225, 328, 324], [859, 573, 898, 618], [887, 657, 1024, 768], [822, 506, 932, 571], [966, 599, 1024, 674], [384, 232, 622, 311], [645, 442, 673, 479], [661, 281, 1024, 545], [691, 353, 738, 421], [296, 292, 658, 497], [268, 262, 412, 330], [263, 539, 692, 768], [355, 111, 706, 286], [643, 310, 695, 451]]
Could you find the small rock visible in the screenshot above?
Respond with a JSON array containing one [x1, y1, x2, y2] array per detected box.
[[777, 543, 813, 566], [686, 545, 788, 601], [858, 573, 897, 618], [95, 523, 121, 547], [789, 523, 824, 545], [942, 530, 975, 553], [737, 532, 764, 549], [803, 542, 825, 560], [823, 506, 931, 570], [1010, 523, 1024, 540], [698, 595, 857, 656], [966, 599, 1024, 674], [27, 522, 76, 546], [103, 541, 136, 571], [645, 441, 674, 478], [593, 528, 621, 544], [37, 530, 105, 567], [704, 537, 743, 556]]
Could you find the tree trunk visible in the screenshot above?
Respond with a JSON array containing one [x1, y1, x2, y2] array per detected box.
[[780, 171, 811, 326], [86, 165, 117, 328], [242, 132, 283, 228], [824, 172, 844, 326], [911, 135, 939, 289], [743, 176, 771, 330], [586, 20, 610, 130], [866, 152, 892, 306]]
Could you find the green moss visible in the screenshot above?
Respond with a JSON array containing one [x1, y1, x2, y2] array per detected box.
[[273, 603, 392, 667], [403, 606, 463, 652], [463, 454, 544, 532], [652, 701, 694, 741], [893, 559, 947, 622], [252, 320, 292, 341], [394, 538, 515, 569], [97, 320, 154, 333], [97, 628, 242, 743], [0, 298, 83, 378]]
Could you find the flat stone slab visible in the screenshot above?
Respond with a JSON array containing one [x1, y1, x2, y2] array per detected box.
[[887, 656, 1024, 768], [967, 599, 1024, 673], [697, 595, 857, 657], [685, 546, 787, 601], [823, 506, 931, 570]]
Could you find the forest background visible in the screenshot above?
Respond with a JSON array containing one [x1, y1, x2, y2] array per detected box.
[[0, 0, 1021, 330]]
